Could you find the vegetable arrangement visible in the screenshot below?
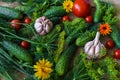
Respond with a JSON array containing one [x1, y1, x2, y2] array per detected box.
[[0, 0, 120, 80]]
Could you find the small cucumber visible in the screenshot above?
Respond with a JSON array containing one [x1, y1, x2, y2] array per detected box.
[[65, 18, 86, 45], [43, 6, 66, 18], [55, 44, 76, 76], [94, 0, 103, 23], [1, 41, 32, 63], [0, 6, 22, 19], [49, 17, 61, 24], [76, 31, 96, 46], [110, 25, 120, 48], [18, 27, 34, 38]]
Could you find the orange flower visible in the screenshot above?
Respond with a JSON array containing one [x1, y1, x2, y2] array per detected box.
[[99, 23, 112, 35]]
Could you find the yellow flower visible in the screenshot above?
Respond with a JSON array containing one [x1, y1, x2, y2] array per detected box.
[[63, 0, 73, 12], [34, 59, 53, 80], [99, 23, 112, 35]]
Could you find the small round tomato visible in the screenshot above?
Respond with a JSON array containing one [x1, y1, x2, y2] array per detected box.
[[21, 40, 30, 49], [114, 49, 120, 59], [24, 17, 32, 24], [85, 16, 93, 23], [62, 15, 70, 21], [11, 19, 21, 30], [106, 40, 115, 49]]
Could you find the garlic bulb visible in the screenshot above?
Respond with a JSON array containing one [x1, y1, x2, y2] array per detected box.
[[34, 16, 53, 35], [84, 32, 105, 59]]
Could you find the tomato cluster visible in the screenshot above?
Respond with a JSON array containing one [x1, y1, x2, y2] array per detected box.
[[10, 17, 32, 30], [62, 0, 93, 23], [10, 17, 32, 49], [105, 39, 120, 59]]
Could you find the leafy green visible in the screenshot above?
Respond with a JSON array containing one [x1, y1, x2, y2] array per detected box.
[[64, 50, 90, 80], [0, 65, 13, 80], [104, 57, 120, 80], [64, 18, 87, 45], [81, 50, 120, 80], [103, 6, 119, 25], [0, 48, 32, 79]]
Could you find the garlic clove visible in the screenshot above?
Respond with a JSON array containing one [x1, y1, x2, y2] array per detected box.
[[45, 19, 49, 23], [41, 16, 46, 20], [35, 18, 41, 23], [84, 41, 93, 53], [94, 42, 100, 58], [40, 30, 46, 35], [94, 32, 100, 46], [88, 46, 95, 58], [101, 44, 104, 48], [48, 21, 53, 27], [34, 23, 41, 28], [34, 23, 43, 33], [46, 24, 50, 33]]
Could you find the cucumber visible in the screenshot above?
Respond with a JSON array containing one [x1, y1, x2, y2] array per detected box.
[[65, 18, 86, 45], [76, 31, 96, 46], [94, 0, 103, 23], [1, 41, 32, 63], [55, 44, 76, 76], [43, 6, 66, 18], [0, 6, 22, 19], [18, 27, 34, 38], [110, 25, 120, 48], [49, 17, 61, 24]]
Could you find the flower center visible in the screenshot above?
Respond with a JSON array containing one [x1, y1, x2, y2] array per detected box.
[[103, 26, 107, 30], [66, 3, 70, 8], [41, 67, 47, 73]]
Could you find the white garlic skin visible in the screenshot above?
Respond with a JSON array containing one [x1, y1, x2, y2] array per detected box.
[[84, 32, 105, 59], [34, 16, 53, 35]]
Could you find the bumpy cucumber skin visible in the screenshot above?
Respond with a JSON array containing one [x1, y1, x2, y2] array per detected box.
[[110, 26, 120, 48], [0, 6, 22, 19], [2, 41, 32, 63], [76, 31, 96, 46], [43, 6, 66, 18], [94, 0, 102, 23], [55, 44, 76, 76]]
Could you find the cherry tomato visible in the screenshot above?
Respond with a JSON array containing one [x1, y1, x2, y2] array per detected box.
[[114, 49, 120, 59], [85, 16, 93, 23], [11, 19, 21, 30], [72, 0, 91, 17], [106, 40, 115, 49], [62, 15, 70, 21], [24, 17, 32, 24], [21, 41, 30, 49]]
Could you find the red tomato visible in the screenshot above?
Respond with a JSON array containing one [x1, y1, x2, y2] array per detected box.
[[21, 41, 30, 49], [62, 15, 70, 21], [114, 49, 120, 59], [106, 40, 115, 49], [85, 16, 93, 23], [24, 17, 32, 24], [11, 19, 21, 30], [72, 0, 91, 17]]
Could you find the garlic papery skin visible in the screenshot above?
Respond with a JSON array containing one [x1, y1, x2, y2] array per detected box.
[[84, 32, 106, 59], [34, 16, 53, 35]]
